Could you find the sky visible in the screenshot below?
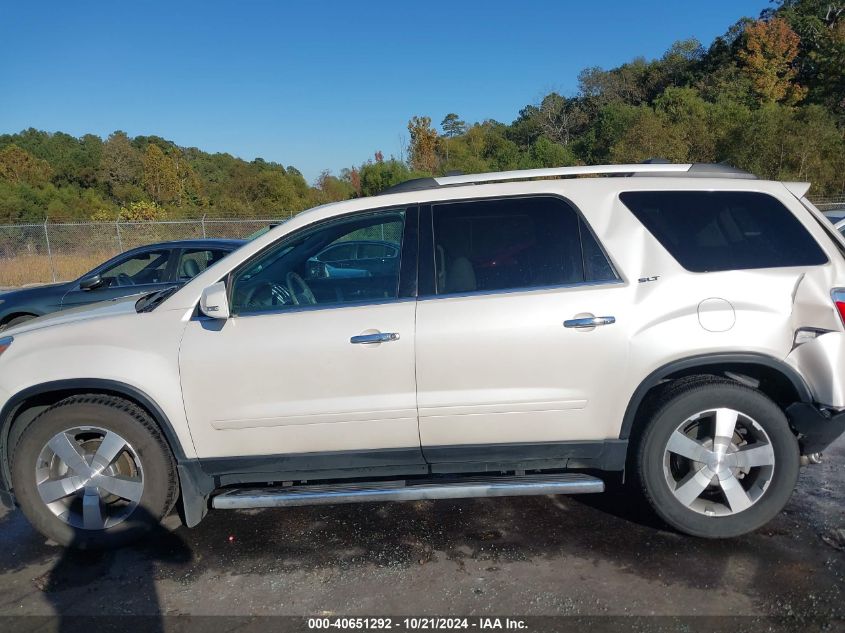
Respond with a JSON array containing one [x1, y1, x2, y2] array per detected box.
[[1, 1, 770, 182]]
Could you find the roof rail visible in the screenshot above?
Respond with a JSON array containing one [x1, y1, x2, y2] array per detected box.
[[433, 163, 691, 186], [378, 177, 441, 194], [378, 162, 755, 195]]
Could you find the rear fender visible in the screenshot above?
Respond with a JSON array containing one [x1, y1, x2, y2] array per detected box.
[[786, 332, 845, 408]]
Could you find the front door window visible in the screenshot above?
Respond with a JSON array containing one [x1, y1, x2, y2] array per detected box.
[[231, 211, 406, 314]]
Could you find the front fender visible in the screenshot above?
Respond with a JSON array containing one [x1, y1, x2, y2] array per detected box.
[[0, 308, 196, 460]]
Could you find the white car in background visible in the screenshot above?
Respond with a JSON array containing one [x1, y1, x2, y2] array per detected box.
[[1, 162, 845, 548]]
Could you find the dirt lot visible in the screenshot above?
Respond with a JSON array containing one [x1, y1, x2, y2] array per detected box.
[[1, 437, 843, 630]]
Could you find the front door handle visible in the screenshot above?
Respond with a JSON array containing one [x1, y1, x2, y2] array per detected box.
[[564, 316, 616, 329], [350, 332, 400, 344]]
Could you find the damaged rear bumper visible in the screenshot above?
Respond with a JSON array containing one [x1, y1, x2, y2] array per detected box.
[[786, 402, 845, 454], [785, 331, 845, 452]]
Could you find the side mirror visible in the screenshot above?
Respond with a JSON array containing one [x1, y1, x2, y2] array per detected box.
[[199, 281, 230, 320], [79, 274, 103, 291]]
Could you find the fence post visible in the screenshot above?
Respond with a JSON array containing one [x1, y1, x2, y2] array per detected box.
[[201, 214, 207, 238], [44, 220, 57, 283], [115, 220, 124, 252]]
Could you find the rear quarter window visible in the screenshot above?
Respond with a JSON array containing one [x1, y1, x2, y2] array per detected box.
[[620, 191, 828, 272]]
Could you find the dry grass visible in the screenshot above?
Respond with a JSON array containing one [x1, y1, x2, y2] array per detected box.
[[0, 251, 118, 288]]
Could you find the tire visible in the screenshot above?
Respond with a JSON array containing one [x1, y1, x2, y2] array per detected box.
[[0, 314, 36, 332], [636, 379, 799, 538], [11, 395, 178, 549]]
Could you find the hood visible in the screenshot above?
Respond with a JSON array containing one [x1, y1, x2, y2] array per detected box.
[[0, 282, 69, 301], [2, 293, 144, 337]]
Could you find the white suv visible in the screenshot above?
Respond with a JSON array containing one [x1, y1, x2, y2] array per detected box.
[[2, 162, 844, 548]]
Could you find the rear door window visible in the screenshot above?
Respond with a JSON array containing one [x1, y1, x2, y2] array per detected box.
[[620, 191, 827, 272], [431, 196, 617, 295], [177, 248, 229, 280]]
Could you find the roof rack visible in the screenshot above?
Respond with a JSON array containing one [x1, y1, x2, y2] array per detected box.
[[378, 162, 755, 195]]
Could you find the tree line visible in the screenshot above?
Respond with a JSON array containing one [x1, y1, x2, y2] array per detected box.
[[0, 0, 843, 225]]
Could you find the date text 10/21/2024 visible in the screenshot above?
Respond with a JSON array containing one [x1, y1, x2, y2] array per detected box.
[[307, 618, 528, 630]]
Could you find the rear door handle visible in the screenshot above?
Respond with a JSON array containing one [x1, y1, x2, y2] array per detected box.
[[350, 332, 400, 344], [564, 316, 616, 329]]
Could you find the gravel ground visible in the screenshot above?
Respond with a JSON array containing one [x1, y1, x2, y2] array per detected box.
[[0, 437, 843, 629]]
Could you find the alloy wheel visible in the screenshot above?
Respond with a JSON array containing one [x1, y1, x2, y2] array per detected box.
[[662, 408, 775, 517], [34, 427, 144, 530]]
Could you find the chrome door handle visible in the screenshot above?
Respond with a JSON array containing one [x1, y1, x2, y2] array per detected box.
[[350, 332, 400, 344], [564, 316, 616, 329]]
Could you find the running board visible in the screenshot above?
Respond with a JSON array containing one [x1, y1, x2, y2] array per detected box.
[[211, 473, 604, 509]]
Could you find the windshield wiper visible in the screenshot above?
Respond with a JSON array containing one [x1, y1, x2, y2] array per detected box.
[[135, 285, 180, 313]]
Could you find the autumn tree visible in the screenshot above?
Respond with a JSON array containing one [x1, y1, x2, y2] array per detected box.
[[98, 131, 142, 199], [170, 149, 204, 205], [142, 144, 179, 203], [739, 18, 807, 104], [407, 116, 439, 173], [0, 144, 52, 185], [119, 200, 166, 221]]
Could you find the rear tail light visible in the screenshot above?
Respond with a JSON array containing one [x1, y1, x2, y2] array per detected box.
[[833, 288, 845, 328], [0, 336, 12, 358]]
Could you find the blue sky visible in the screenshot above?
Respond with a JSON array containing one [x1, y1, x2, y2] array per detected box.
[[1, 1, 769, 182]]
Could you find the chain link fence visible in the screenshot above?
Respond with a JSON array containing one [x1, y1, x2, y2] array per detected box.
[[813, 196, 845, 212], [809, 194, 845, 211], [0, 218, 280, 287]]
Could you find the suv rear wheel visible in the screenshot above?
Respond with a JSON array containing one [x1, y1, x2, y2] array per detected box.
[[11, 395, 178, 549], [637, 379, 799, 538]]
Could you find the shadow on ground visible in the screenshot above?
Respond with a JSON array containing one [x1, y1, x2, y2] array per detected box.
[[1, 443, 843, 620]]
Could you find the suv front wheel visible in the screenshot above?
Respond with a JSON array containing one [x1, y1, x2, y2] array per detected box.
[[637, 379, 799, 538], [11, 394, 178, 549]]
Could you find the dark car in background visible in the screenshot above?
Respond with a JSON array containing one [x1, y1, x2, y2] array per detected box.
[[0, 238, 244, 330], [307, 239, 399, 279]]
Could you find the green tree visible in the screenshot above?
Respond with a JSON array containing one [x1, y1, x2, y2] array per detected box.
[[440, 113, 466, 138], [358, 159, 414, 196], [440, 113, 466, 164], [609, 107, 688, 163], [527, 136, 576, 168], [770, 0, 845, 116]]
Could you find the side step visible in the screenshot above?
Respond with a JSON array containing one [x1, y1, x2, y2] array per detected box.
[[211, 473, 604, 510]]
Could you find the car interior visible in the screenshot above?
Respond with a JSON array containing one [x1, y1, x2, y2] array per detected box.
[[178, 249, 229, 281], [100, 251, 171, 287], [232, 212, 405, 313], [433, 197, 586, 295]]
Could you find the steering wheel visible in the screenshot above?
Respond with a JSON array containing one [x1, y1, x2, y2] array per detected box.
[[116, 273, 135, 287], [286, 272, 317, 305], [241, 281, 294, 310]]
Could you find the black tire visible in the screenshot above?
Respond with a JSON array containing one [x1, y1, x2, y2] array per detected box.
[[11, 394, 178, 549], [636, 379, 799, 538], [0, 314, 36, 332]]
